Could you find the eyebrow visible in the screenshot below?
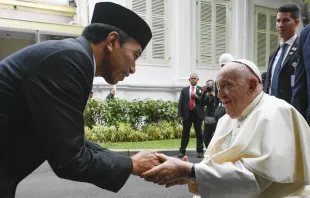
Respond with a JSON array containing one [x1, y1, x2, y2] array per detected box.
[[217, 80, 232, 87], [135, 49, 142, 57]]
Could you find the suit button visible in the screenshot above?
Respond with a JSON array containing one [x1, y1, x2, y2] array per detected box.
[[279, 89, 283, 92]]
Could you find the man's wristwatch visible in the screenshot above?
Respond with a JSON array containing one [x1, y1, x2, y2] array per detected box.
[[189, 163, 196, 183]]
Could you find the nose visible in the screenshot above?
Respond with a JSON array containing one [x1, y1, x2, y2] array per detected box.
[[130, 65, 136, 74]]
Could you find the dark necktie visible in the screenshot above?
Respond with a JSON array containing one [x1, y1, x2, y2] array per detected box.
[[270, 43, 288, 96]]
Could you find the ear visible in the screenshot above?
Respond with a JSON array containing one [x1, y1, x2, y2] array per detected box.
[[248, 78, 258, 93], [106, 31, 119, 53], [294, 19, 300, 27]]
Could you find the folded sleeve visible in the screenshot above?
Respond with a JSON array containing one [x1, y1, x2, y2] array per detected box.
[[195, 160, 272, 197], [22, 49, 132, 192]]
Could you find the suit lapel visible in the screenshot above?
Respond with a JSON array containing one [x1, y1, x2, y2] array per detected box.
[[185, 86, 190, 102], [281, 37, 299, 71]]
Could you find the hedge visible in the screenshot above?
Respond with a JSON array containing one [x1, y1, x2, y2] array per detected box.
[[83, 98, 201, 142], [85, 121, 196, 142], [83, 98, 179, 129]]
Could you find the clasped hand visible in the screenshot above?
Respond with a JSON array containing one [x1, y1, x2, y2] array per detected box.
[[140, 153, 193, 188], [132, 152, 200, 194]]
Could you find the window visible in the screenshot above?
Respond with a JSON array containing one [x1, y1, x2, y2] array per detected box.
[[128, 0, 170, 64], [196, 0, 231, 68], [254, 6, 279, 70]]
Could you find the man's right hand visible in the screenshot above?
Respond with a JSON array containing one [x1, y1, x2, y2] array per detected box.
[[131, 151, 160, 176]]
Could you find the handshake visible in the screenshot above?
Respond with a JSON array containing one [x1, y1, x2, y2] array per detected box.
[[131, 151, 200, 194]]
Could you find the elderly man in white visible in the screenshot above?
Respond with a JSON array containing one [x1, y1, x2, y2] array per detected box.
[[141, 59, 310, 198]]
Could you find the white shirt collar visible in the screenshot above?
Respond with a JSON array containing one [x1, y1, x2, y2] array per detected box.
[[280, 34, 297, 46], [93, 55, 96, 76]]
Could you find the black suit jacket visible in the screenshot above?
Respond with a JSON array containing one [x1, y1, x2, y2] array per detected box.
[[0, 37, 132, 197], [264, 37, 300, 103], [200, 94, 216, 117], [177, 86, 204, 120], [292, 25, 310, 125]]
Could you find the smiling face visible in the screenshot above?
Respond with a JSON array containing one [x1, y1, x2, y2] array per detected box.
[[93, 32, 142, 85], [216, 63, 261, 119]]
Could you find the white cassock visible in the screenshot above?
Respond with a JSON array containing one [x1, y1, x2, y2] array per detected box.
[[194, 91, 310, 198]]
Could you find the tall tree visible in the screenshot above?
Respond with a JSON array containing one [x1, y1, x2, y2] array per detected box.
[[296, 0, 310, 26]]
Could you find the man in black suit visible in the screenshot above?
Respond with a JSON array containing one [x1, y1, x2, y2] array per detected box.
[[200, 80, 216, 149], [177, 73, 204, 158], [263, 4, 300, 103], [0, 2, 160, 197], [292, 25, 310, 126]]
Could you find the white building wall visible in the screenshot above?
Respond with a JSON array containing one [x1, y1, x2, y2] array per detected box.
[[89, 0, 303, 101], [0, 0, 303, 101]]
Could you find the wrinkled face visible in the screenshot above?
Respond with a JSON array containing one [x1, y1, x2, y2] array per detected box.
[[100, 34, 142, 85], [189, 74, 199, 86], [216, 70, 251, 119], [276, 12, 299, 42]]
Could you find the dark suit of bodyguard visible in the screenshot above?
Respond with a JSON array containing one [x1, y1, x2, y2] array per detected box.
[[292, 24, 310, 125], [0, 2, 159, 197], [263, 35, 299, 103], [177, 74, 204, 158], [264, 4, 300, 104]]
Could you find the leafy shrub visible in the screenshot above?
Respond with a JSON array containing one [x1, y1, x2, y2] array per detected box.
[[83, 98, 200, 142], [85, 121, 199, 142], [83, 98, 178, 129]]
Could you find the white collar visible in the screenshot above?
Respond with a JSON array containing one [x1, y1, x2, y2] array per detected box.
[[93, 55, 96, 76], [237, 91, 264, 121], [280, 34, 297, 46]]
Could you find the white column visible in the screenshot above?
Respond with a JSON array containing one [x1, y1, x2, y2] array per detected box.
[[170, 0, 192, 85], [75, 0, 89, 26], [35, 30, 40, 43], [231, 0, 248, 59]]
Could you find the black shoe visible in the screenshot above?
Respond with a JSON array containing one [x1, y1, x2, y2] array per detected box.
[[178, 152, 185, 158], [197, 152, 203, 158]]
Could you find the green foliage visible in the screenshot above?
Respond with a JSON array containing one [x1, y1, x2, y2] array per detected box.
[[83, 98, 199, 142], [84, 98, 178, 129], [99, 138, 197, 149], [85, 121, 198, 143]]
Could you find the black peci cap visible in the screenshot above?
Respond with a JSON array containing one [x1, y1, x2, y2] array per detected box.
[[91, 2, 152, 51]]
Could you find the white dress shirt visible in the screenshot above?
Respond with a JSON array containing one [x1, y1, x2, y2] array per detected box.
[[93, 55, 96, 76]]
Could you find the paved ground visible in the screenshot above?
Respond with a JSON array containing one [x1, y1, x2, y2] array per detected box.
[[16, 154, 202, 198]]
